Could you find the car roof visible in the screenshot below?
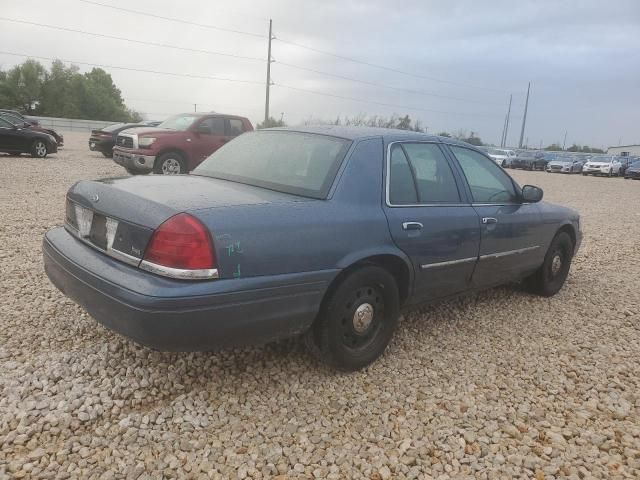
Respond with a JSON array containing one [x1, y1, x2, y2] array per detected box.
[[266, 125, 474, 146]]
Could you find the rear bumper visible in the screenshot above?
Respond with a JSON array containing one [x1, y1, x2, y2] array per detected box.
[[43, 227, 336, 351], [112, 148, 155, 172]]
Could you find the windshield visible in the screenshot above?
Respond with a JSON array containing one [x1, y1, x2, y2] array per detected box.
[[589, 156, 610, 162], [194, 131, 351, 199], [157, 114, 198, 131]]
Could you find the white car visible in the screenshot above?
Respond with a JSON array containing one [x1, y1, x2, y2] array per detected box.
[[486, 148, 516, 167], [582, 156, 622, 177]]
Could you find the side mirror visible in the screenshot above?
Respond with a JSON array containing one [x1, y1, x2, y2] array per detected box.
[[522, 185, 543, 203], [195, 124, 211, 134]]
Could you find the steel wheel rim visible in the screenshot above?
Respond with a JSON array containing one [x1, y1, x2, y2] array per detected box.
[[35, 142, 46, 156], [551, 254, 562, 277], [340, 286, 384, 350], [162, 158, 181, 174]]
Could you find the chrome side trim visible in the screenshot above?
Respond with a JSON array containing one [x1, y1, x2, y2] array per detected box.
[[139, 260, 219, 280], [479, 245, 540, 260], [107, 247, 141, 267], [420, 257, 477, 270]]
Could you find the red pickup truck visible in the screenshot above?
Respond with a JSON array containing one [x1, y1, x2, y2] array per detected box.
[[112, 113, 253, 174]]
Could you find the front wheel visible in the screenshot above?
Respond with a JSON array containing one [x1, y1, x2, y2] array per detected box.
[[154, 152, 186, 174], [101, 151, 113, 158], [304, 265, 400, 371], [31, 140, 48, 158], [525, 232, 573, 297]]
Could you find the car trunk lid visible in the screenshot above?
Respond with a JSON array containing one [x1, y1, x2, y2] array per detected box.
[[65, 176, 311, 268]]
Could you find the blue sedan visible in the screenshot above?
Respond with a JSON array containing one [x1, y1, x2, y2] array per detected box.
[[43, 127, 582, 370]]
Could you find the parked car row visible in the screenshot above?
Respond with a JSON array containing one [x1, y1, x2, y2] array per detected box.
[[480, 146, 639, 178]]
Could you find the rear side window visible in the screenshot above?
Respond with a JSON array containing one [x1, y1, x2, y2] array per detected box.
[[450, 146, 517, 203], [227, 119, 244, 136], [388, 146, 418, 204], [388, 143, 460, 204], [402, 143, 460, 203]]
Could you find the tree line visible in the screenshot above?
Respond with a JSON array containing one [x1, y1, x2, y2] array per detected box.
[[0, 59, 141, 122]]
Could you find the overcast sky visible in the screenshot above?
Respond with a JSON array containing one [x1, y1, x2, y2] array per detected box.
[[2, 0, 639, 148]]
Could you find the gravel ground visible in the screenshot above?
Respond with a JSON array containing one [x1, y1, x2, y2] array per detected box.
[[1, 133, 639, 479]]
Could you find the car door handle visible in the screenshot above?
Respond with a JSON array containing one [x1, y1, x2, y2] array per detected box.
[[402, 221, 423, 231], [482, 217, 498, 225]]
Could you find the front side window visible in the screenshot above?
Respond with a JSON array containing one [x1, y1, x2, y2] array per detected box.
[[450, 146, 517, 203], [227, 119, 244, 136], [0, 117, 12, 128], [194, 131, 351, 199], [198, 117, 225, 135]]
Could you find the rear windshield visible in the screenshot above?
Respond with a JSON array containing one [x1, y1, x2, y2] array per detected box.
[[193, 131, 351, 199]]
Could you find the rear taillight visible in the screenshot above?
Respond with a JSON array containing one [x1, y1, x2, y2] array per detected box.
[[140, 213, 218, 280]]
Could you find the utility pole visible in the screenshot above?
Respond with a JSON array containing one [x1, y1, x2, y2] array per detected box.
[[500, 115, 508, 147], [193, 104, 197, 112], [562, 131, 567, 150], [518, 82, 530, 149], [264, 19, 273, 123], [504, 94, 512, 147]]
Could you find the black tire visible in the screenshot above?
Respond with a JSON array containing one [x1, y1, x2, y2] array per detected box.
[[101, 151, 113, 158], [31, 140, 48, 158], [582, 172, 587, 176], [304, 265, 400, 371], [607, 169, 612, 177], [525, 232, 574, 297], [154, 152, 186, 175]]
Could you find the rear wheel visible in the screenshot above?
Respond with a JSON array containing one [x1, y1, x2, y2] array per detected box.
[[304, 265, 400, 371], [154, 152, 186, 174], [31, 140, 48, 158], [525, 232, 573, 297]]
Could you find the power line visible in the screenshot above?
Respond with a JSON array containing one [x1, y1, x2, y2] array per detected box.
[[1, 16, 513, 110], [77, 0, 267, 38], [274, 82, 508, 118], [75, 0, 517, 97], [276, 61, 507, 106], [0, 50, 264, 85], [0, 17, 264, 62], [275, 36, 514, 95]]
